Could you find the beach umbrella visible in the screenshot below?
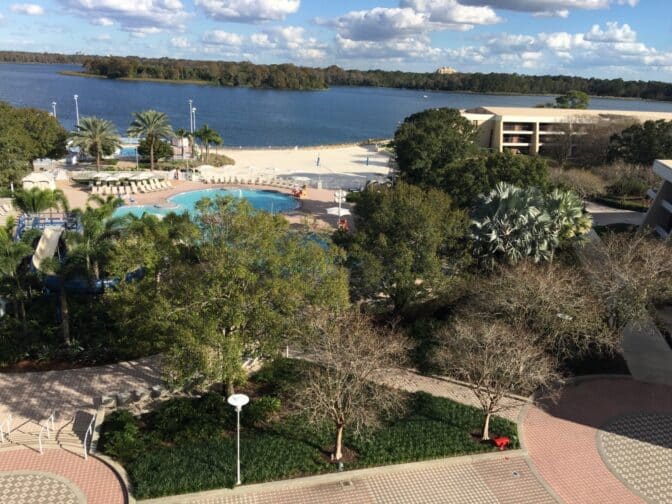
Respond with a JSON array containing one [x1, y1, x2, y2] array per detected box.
[[326, 207, 351, 217]]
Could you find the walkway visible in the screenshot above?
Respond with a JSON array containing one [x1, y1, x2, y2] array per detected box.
[[585, 201, 645, 227], [141, 453, 556, 504], [522, 376, 672, 504], [0, 449, 127, 504]]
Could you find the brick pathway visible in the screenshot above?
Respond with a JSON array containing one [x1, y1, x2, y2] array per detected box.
[[522, 376, 672, 504], [141, 454, 556, 504], [0, 449, 126, 504]]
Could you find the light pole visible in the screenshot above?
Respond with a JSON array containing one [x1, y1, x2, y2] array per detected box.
[[192, 107, 197, 132], [227, 393, 249, 486], [51, 101, 57, 119], [74, 94, 80, 126], [334, 189, 347, 217], [188, 99, 193, 134]]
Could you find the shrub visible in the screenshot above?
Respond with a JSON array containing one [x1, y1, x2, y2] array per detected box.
[[98, 410, 146, 461], [550, 167, 606, 199], [243, 397, 281, 427], [606, 174, 649, 198]]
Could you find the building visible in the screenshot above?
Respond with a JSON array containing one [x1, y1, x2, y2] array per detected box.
[[436, 66, 457, 75], [461, 106, 672, 156], [642, 159, 672, 239]]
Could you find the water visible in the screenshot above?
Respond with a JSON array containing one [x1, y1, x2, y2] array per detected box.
[[3, 63, 672, 146], [117, 146, 138, 157], [114, 188, 298, 218]]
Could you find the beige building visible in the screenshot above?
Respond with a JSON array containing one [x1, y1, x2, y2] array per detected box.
[[642, 159, 672, 239], [436, 66, 457, 75], [461, 106, 672, 155]]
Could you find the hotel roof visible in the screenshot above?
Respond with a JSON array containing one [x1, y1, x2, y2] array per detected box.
[[464, 106, 672, 121]]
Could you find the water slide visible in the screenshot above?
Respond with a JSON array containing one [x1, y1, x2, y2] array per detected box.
[[31, 227, 63, 272]]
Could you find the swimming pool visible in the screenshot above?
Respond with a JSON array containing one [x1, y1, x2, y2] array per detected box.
[[114, 188, 299, 218], [117, 146, 138, 158]]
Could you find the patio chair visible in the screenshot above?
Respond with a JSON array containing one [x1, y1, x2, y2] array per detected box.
[[130, 182, 138, 194]]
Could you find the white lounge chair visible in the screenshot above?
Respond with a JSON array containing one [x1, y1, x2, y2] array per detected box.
[[130, 182, 138, 194]]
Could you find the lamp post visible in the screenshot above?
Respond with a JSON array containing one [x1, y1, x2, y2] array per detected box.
[[227, 393, 249, 486], [74, 94, 80, 126], [51, 101, 57, 119], [192, 107, 197, 132], [188, 99, 193, 134], [334, 189, 347, 217]]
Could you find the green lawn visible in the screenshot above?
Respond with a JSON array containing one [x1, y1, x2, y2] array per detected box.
[[98, 359, 518, 499]]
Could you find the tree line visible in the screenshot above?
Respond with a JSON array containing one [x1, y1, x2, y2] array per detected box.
[[2, 50, 671, 100]]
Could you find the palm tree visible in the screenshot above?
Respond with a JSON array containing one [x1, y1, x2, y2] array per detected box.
[[127, 110, 174, 170], [194, 124, 222, 163], [69, 194, 124, 281], [14, 187, 69, 215], [0, 225, 32, 335], [69, 116, 121, 170], [174, 128, 189, 159]]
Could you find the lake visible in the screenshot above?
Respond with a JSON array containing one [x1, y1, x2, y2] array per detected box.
[[3, 63, 672, 147]]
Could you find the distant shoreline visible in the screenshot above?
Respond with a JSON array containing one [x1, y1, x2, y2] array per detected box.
[[55, 69, 670, 104]]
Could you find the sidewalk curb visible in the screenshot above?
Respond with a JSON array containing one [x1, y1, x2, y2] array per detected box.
[[138, 450, 526, 503]]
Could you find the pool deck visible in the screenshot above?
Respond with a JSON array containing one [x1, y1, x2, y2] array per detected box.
[[58, 179, 350, 231]]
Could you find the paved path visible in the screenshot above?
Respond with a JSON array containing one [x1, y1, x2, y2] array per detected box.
[[141, 453, 556, 504], [522, 376, 672, 504], [0, 449, 126, 503], [585, 201, 645, 227]]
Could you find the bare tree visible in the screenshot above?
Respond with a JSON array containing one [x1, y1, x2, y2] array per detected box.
[[584, 232, 672, 328], [434, 318, 558, 440], [293, 310, 407, 462]]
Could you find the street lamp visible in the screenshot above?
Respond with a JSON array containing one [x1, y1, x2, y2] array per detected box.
[[192, 107, 197, 131], [227, 393, 249, 486], [74, 94, 80, 126], [188, 99, 193, 134], [51, 101, 57, 119]]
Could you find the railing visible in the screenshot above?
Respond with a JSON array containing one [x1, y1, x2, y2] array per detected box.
[[37, 411, 55, 455], [83, 413, 97, 460], [0, 414, 12, 443], [15, 212, 80, 240]]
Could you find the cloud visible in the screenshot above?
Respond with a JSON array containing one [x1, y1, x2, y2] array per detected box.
[[58, 0, 188, 32], [325, 8, 428, 42], [194, 0, 300, 23], [445, 22, 671, 74], [10, 3, 45, 15], [585, 21, 636, 43], [170, 36, 190, 48], [400, 0, 501, 28], [335, 33, 441, 61], [202, 30, 244, 46], [251, 26, 327, 60], [459, 0, 639, 17], [91, 17, 114, 26]]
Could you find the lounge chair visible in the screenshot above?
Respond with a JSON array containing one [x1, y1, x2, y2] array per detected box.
[[164, 180, 173, 189], [130, 182, 138, 194], [139, 182, 150, 193]]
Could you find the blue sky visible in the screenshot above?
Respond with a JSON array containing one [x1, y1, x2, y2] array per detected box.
[[1, 1, 671, 80]]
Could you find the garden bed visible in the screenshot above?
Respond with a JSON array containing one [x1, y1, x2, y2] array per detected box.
[[98, 359, 518, 499]]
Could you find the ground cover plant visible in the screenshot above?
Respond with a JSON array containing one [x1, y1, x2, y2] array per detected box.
[[99, 358, 518, 499]]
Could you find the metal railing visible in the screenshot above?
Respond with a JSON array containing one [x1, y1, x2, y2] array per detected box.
[[83, 413, 97, 460], [37, 411, 55, 455], [0, 414, 12, 443]]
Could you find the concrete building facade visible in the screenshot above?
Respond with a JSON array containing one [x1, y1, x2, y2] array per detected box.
[[642, 159, 672, 239], [462, 106, 672, 155]]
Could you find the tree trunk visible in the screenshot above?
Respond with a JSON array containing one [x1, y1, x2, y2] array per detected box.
[[150, 138, 155, 170], [96, 149, 101, 170], [481, 412, 491, 441], [226, 382, 235, 396], [60, 284, 71, 346], [334, 423, 344, 461]]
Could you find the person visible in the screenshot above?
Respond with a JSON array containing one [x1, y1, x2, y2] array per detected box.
[[366, 156, 369, 166], [316, 154, 320, 167]]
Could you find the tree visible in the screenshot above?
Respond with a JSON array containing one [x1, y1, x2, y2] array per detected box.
[[13, 187, 69, 214], [393, 108, 477, 186], [294, 309, 407, 461], [0, 101, 68, 185], [348, 182, 469, 314], [471, 183, 591, 266], [607, 119, 672, 165], [111, 197, 349, 393], [443, 152, 549, 207], [69, 116, 120, 169], [137, 138, 173, 162], [555, 90, 589, 109], [127, 110, 174, 170], [0, 224, 32, 335], [434, 317, 558, 440], [69, 194, 124, 281], [194, 124, 222, 163]]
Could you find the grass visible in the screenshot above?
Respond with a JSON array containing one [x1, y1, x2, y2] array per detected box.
[[99, 359, 518, 499]]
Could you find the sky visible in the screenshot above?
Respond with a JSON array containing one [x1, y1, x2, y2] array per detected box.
[[0, 0, 671, 81]]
